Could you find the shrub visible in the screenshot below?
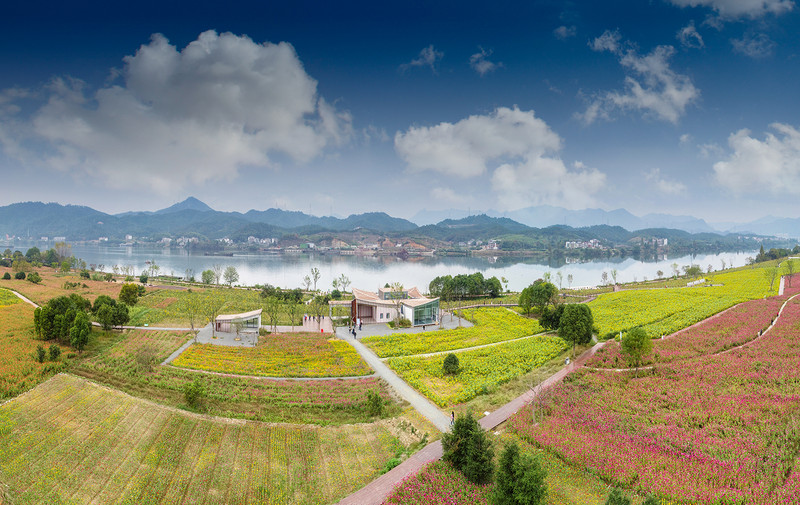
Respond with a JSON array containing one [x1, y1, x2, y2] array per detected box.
[[2, 272, 10, 280], [442, 412, 494, 485], [397, 317, 412, 328], [27, 272, 42, 284], [104, 272, 114, 282], [36, 345, 46, 363], [119, 283, 140, 306], [184, 379, 205, 409], [79, 270, 90, 279], [49, 344, 61, 361], [14, 271, 26, 280], [443, 353, 460, 375], [366, 390, 385, 417], [604, 488, 631, 505], [139, 273, 148, 284], [331, 289, 342, 299]]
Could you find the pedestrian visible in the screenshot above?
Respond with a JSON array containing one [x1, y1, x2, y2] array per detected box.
[[450, 411, 455, 427], [359, 320, 362, 331]]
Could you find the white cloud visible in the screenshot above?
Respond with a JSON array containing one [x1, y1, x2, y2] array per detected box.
[[400, 45, 444, 73], [430, 187, 465, 204], [394, 106, 606, 209], [469, 48, 502, 76], [677, 21, 705, 49], [713, 123, 800, 194], [667, 0, 794, 19], [554, 25, 577, 40], [645, 168, 688, 195], [580, 31, 699, 124], [731, 33, 775, 58], [699, 142, 724, 157], [679, 133, 692, 144], [1, 31, 351, 193], [590, 29, 623, 52]]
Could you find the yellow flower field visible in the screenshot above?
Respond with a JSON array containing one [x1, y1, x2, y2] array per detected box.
[[589, 266, 778, 338], [172, 332, 372, 377], [387, 335, 568, 406], [364, 307, 544, 358]]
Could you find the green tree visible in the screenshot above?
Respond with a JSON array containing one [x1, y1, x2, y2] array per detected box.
[[26, 271, 42, 284], [201, 269, 214, 284], [119, 283, 140, 306], [442, 412, 494, 485], [92, 295, 116, 314], [172, 291, 204, 330], [530, 282, 557, 311], [25, 246, 41, 263], [540, 304, 564, 331], [202, 292, 226, 337], [139, 273, 148, 284], [493, 442, 547, 505], [784, 259, 796, 288], [49, 344, 61, 361], [311, 267, 321, 291], [223, 266, 239, 286], [264, 296, 281, 333], [60, 260, 71, 273], [558, 304, 594, 354], [69, 312, 91, 352], [620, 327, 652, 369], [443, 353, 460, 375], [96, 304, 115, 330]]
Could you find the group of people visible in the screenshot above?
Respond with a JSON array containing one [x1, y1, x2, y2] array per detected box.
[[350, 317, 363, 338]]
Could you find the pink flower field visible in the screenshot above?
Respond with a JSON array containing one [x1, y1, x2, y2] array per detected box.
[[587, 296, 785, 369], [511, 296, 800, 502], [383, 461, 491, 505]]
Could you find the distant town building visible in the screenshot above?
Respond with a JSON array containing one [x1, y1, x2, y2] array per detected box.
[[565, 239, 603, 250]]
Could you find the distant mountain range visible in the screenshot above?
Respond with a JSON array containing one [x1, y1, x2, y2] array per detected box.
[[412, 205, 800, 237], [0, 197, 798, 244]]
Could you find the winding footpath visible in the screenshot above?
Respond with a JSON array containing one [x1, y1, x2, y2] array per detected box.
[[335, 341, 605, 505]]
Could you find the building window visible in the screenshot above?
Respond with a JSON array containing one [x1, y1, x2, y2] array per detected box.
[[380, 313, 383, 319]]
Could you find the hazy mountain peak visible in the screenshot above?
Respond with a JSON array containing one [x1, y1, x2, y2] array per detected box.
[[155, 197, 214, 214]]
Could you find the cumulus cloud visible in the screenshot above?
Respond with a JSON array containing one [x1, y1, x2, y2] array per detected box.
[[731, 32, 775, 58], [677, 21, 705, 49], [394, 106, 606, 209], [679, 133, 692, 144], [0, 31, 352, 193], [713, 123, 800, 194], [579, 31, 699, 124], [400, 45, 444, 73], [469, 48, 502, 76], [667, 0, 794, 19], [645, 168, 688, 195], [554, 25, 577, 40]]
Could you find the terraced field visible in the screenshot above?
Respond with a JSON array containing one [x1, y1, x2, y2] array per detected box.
[[0, 374, 402, 505]]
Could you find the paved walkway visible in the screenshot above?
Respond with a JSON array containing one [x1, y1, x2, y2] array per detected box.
[[335, 326, 451, 432], [9, 289, 38, 308], [335, 341, 606, 505]]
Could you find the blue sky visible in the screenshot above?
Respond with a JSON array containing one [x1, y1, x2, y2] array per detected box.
[[1, 0, 799, 224]]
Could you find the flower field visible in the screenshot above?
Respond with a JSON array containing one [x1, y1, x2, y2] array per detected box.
[[0, 267, 150, 305], [510, 296, 800, 502], [0, 293, 68, 400], [0, 374, 403, 505], [364, 308, 544, 358], [384, 461, 492, 505], [172, 332, 372, 377], [588, 296, 785, 368], [73, 329, 396, 424], [388, 335, 568, 406], [589, 266, 777, 338]]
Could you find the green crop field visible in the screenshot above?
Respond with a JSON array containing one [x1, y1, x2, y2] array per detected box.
[[0, 374, 402, 505]]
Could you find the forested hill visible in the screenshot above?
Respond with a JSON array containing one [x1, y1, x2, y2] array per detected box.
[[0, 199, 787, 252]]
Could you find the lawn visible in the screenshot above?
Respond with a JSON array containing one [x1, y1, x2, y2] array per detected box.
[[0, 290, 69, 400], [172, 332, 372, 378], [510, 295, 800, 502], [363, 308, 544, 358], [72, 329, 398, 424], [0, 374, 403, 505]]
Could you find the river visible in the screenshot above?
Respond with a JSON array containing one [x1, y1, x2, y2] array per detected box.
[[28, 245, 756, 292]]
